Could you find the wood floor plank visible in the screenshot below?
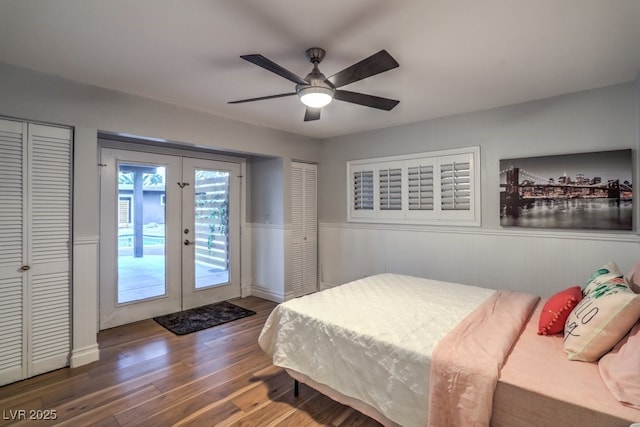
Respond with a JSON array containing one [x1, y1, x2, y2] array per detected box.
[[53, 388, 161, 426], [230, 368, 292, 412], [0, 296, 381, 427], [30, 386, 162, 427], [113, 355, 273, 426]]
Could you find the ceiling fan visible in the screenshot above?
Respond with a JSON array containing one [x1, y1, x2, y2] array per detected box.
[[229, 47, 400, 121]]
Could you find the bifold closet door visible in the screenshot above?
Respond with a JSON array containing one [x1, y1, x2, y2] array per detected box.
[[290, 162, 317, 297], [0, 118, 72, 386]]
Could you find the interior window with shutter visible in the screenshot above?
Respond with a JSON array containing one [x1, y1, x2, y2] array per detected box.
[[379, 167, 402, 210], [408, 164, 434, 211], [347, 146, 480, 225], [353, 169, 374, 211], [440, 160, 471, 211]]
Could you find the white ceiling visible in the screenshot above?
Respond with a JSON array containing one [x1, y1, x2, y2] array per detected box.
[[1, 0, 640, 139]]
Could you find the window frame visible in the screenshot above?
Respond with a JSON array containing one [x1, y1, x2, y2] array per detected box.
[[346, 146, 481, 226]]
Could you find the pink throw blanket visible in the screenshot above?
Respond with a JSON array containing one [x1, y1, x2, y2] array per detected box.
[[428, 290, 539, 427]]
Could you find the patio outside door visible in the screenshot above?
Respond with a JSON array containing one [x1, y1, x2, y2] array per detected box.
[[99, 148, 240, 329]]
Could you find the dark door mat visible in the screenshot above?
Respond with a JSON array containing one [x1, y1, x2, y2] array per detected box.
[[153, 301, 256, 335]]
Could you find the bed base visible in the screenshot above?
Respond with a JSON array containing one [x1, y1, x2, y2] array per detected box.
[[286, 369, 399, 426], [290, 372, 639, 427]]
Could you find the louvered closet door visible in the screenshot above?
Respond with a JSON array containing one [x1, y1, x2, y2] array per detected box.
[[302, 165, 317, 295], [28, 124, 71, 377], [0, 119, 27, 385], [0, 118, 71, 386], [290, 162, 317, 297]]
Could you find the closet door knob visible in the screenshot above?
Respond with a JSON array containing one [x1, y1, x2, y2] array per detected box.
[[20, 265, 31, 271]]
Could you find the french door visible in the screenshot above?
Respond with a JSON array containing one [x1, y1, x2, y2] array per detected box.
[[99, 148, 240, 329]]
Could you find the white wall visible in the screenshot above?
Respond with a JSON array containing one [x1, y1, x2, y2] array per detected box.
[[0, 62, 320, 364], [249, 156, 285, 224], [319, 82, 640, 296], [249, 224, 290, 302], [248, 156, 287, 301]]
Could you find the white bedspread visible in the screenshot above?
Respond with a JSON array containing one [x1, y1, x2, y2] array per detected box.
[[258, 273, 495, 427]]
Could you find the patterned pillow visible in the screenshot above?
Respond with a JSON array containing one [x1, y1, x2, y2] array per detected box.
[[537, 286, 583, 335], [582, 261, 623, 296], [564, 277, 640, 361]]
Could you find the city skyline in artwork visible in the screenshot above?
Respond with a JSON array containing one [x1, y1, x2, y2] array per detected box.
[[499, 149, 633, 230]]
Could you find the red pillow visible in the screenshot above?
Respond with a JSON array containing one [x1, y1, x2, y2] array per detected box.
[[537, 286, 583, 335]]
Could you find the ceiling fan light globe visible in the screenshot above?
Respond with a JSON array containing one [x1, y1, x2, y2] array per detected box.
[[299, 86, 333, 108]]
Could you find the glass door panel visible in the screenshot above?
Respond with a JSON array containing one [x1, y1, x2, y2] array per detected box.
[[182, 158, 240, 310], [194, 169, 230, 289], [117, 163, 167, 303], [100, 149, 241, 328], [99, 149, 181, 330]]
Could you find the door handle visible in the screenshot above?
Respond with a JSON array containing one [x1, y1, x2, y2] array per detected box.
[[184, 239, 193, 246], [20, 265, 31, 271]]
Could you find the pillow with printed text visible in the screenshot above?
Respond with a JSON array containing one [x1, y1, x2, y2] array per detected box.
[[564, 277, 640, 362]]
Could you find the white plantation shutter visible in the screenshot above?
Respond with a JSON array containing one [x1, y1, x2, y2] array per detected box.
[[408, 164, 434, 211], [440, 160, 471, 211], [0, 118, 71, 386], [353, 169, 374, 211], [379, 167, 402, 210], [348, 147, 480, 225]]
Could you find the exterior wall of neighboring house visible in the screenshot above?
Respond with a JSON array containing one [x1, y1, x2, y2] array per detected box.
[[117, 188, 165, 226]]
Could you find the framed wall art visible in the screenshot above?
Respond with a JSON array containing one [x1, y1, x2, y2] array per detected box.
[[499, 149, 632, 230]]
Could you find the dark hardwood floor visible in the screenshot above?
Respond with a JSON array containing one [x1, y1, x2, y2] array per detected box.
[[0, 297, 381, 426]]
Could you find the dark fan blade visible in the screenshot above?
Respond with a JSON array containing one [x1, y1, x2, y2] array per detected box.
[[304, 107, 321, 121], [240, 54, 308, 85], [228, 92, 296, 104], [327, 50, 399, 88], [334, 90, 399, 111]]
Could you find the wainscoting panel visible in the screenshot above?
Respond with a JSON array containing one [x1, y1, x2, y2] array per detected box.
[[71, 236, 100, 367], [319, 223, 640, 297], [249, 223, 289, 302]]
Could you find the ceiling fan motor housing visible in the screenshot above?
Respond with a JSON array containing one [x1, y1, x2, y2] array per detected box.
[[297, 47, 335, 95], [305, 47, 326, 64]]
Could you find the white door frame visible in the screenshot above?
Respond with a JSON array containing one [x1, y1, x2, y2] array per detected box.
[[99, 148, 243, 329], [99, 149, 182, 329], [181, 157, 241, 309]]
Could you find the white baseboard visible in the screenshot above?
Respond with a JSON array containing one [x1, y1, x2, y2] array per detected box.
[[70, 344, 100, 368], [251, 284, 286, 303], [319, 282, 338, 291]]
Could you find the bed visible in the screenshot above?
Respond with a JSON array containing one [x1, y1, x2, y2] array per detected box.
[[258, 272, 640, 427]]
